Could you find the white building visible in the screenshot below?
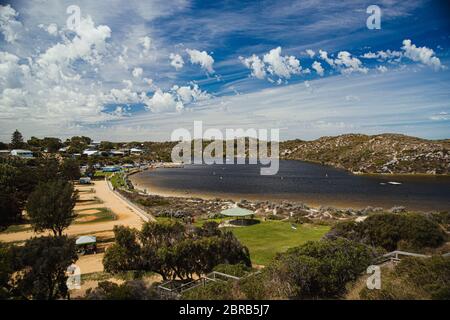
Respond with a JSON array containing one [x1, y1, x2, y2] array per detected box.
[[130, 147, 144, 154], [10, 149, 34, 158], [83, 149, 99, 156]]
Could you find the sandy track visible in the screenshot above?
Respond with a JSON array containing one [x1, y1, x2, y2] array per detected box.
[[0, 180, 146, 243]]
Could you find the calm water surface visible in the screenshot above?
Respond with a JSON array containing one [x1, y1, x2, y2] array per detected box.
[[131, 160, 450, 211]]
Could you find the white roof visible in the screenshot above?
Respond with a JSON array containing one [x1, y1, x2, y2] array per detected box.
[[83, 149, 98, 155], [76, 235, 96, 245], [130, 148, 143, 152], [11, 149, 32, 153]]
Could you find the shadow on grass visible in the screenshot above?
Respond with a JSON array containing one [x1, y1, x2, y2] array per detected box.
[[228, 218, 260, 226]]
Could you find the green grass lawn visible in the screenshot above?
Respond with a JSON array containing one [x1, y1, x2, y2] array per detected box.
[[94, 171, 113, 178], [226, 220, 330, 266], [74, 207, 117, 224], [110, 172, 127, 189], [153, 217, 330, 266]]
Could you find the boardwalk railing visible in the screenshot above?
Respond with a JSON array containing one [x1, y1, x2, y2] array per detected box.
[[375, 250, 431, 264], [157, 270, 261, 298]]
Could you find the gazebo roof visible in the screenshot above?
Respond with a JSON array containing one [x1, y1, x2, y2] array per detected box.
[[220, 206, 254, 217], [76, 235, 96, 245]]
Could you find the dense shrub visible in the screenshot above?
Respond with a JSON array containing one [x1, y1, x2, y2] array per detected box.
[[265, 238, 375, 299], [213, 263, 251, 278], [84, 280, 158, 300], [290, 214, 312, 224], [360, 256, 450, 300], [181, 239, 375, 300], [428, 212, 450, 232], [327, 213, 447, 251], [182, 281, 235, 300]]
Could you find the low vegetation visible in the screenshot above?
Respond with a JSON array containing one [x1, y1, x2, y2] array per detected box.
[[280, 133, 450, 174], [359, 256, 450, 300], [182, 239, 377, 300], [84, 280, 159, 300], [326, 213, 447, 251]]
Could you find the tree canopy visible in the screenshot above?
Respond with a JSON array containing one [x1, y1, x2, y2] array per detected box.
[[10, 130, 25, 149], [9, 236, 77, 300], [103, 221, 251, 280], [26, 179, 78, 236]]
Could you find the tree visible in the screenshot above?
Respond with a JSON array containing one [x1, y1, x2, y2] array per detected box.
[[0, 163, 22, 229], [0, 191, 21, 230], [10, 130, 25, 149], [67, 136, 91, 154], [103, 221, 251, 281], [60, 158, 81, 181], [11, 236, 77, 300], [42, 137, 63, 153], [0, 141, 8, 149], [99, 141, 115, 151], [26, 180, 78, 236], [103, 226, 141, 273], [0, 243, 14, 299]]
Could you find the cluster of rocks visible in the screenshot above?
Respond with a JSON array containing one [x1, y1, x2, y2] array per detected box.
[[121, 188, 420, 223]]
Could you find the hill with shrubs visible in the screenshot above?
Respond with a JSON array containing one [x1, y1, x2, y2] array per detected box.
[[280, 133, 450, 174]]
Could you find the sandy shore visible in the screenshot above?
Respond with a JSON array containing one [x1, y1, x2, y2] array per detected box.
[[129, 174, 363, 209]]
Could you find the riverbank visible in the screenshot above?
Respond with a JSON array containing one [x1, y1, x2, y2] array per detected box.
[[129, 160, 450, 211], [129, 174, 449, 212]]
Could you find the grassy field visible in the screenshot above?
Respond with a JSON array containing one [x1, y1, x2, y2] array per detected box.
[[226, 220, 330, 265], [165, 217, 330, 266], [110, 172, 127, 189], [74, 207, 117, 224]]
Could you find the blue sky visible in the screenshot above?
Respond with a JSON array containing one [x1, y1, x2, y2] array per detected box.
[[0, 0, 449, 141]]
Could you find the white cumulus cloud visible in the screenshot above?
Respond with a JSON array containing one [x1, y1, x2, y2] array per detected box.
[[143, 89, 183, 113], [305, 49, 315, 58], [319, 50, 367, 74], [263, 47, 301, 79], [311, 61, 324, 76], [239, 54, 266, 79], [0, 4, 23, 43], [240, 47, 301, 82], [172, 83, 211, 104], [169, 53, 184, 70], [185, 49, 214, 73], [401, 39, 443, 70]]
